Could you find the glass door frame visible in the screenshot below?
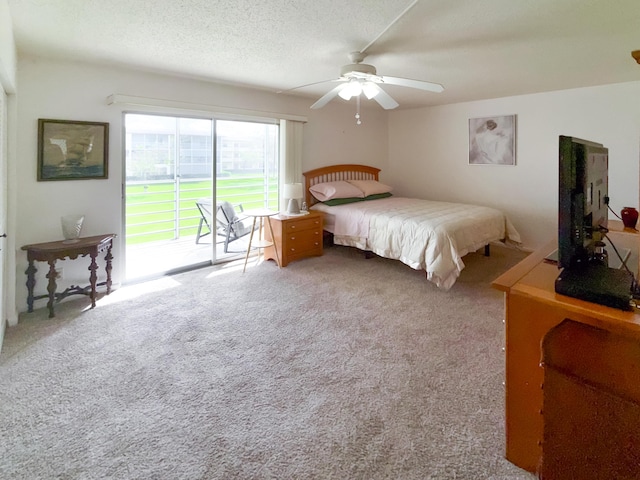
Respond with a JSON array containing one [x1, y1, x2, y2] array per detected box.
[[122, 111, 280, 282], [123, 112, 216, 282]]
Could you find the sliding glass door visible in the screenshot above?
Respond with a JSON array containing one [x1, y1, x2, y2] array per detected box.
[[124, 114, 213, 281], [124, 114, 279, 281], [215, 119, 279, 209]]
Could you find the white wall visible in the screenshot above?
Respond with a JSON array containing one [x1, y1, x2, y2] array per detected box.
[[0, 0, 16, 93], [388, 82, 640, 250], [0, 0, 16, 348], [12, 56, 388, 315]]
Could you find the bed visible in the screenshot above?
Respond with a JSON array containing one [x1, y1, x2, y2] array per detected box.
[[303, 164, 521, 289]]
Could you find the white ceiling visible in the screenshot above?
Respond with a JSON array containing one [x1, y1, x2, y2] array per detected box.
[[7, 0, 640, 109]]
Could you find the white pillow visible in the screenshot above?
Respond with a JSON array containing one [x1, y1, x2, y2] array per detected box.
[[309, 181, 365, 202], [347, 179, 393, 197]]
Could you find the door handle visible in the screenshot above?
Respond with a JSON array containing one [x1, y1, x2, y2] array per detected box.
[[0, 234, 6, 238]]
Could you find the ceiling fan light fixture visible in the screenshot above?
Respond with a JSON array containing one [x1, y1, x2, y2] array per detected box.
[[362, 82, 380, 99], [338, 81, 362, 100]]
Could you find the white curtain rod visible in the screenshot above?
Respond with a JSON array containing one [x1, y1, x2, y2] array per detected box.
[[107, 94, 308, 123]]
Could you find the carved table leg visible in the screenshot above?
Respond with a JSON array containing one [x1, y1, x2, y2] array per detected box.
[[104, 246, 113, 295], [25, 259, 37, 313], [45, 260, 57, 318], [89, 253, 98, 308]]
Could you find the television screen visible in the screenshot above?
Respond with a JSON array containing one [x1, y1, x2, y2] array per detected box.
[[557, 136, 608, 270], [556, 136, 635, 311]]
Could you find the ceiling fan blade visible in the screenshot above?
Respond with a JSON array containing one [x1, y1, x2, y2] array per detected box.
[[277, 78, 342, 94], [310, 83, 348, 109], [379, 75, 444, 93], [372, 87, 399, 110]]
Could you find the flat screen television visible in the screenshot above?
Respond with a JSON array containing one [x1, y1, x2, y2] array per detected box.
[[557, 135, 609, 269], [555, 135, 635, 310]]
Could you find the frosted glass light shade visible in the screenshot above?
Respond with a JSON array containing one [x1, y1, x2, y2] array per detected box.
[[284, 183, 303, 214], [61, 214, 85, 243], [338, 81, 362, 100], [362, 82, 380, 99]]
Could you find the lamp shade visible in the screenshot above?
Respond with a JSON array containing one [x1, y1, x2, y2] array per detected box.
[[284, 183, 303, 214], [338, 81, 363, 100], [283, 183, 303, 199], [361, 82, 380, 99]]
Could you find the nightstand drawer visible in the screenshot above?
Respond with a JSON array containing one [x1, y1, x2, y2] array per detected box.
[[284, 216, 323, 234], [284, 229, 323, 253]]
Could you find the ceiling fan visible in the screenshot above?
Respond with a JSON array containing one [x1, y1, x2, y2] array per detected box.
[[307, 50, 444, 111], [278, 0, 443, 121]]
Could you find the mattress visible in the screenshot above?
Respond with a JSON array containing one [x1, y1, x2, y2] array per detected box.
[[311, 196, 521, 289]]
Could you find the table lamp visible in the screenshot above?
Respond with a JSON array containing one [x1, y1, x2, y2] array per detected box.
[[284, 183, 303, 215]]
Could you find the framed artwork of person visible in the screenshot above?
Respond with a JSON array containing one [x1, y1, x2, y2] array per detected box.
[[468, 115, 516, 166]]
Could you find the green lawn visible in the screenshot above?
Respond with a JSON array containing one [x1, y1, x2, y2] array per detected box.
[[125, 176, 278, 244]]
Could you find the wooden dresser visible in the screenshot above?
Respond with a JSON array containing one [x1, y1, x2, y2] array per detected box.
[[263, 211, 324, 267], [491, 220, 640, 475]]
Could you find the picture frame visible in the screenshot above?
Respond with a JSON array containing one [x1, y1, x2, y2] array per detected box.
[[37, 118, 109, 181], [468, 115, 516, 166]]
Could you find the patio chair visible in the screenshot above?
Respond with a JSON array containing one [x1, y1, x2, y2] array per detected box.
[[195, 199, 214, 244], [195, 198, 254, 252]]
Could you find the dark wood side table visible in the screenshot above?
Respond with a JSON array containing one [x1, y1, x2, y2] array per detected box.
[[21, 234, 116, 318]]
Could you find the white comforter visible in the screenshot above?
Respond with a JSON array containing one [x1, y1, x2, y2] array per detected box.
[[312, 197, 521, 289]]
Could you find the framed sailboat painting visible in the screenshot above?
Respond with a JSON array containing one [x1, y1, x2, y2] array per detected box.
[[37, 119, 109, 181]]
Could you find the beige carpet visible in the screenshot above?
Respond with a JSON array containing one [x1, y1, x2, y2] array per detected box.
[[0, 244, 535, 479]]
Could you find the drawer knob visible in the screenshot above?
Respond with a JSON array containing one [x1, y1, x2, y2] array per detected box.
[[291, 236, 296, 240], [290, 248, 296, 252], [291, 225, 296, 229]]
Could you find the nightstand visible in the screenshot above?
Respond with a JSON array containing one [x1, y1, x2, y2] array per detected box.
[[263, 211, 324, 267]]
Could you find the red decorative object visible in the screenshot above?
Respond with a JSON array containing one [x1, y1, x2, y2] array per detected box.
[[621, 207, 639, 229]]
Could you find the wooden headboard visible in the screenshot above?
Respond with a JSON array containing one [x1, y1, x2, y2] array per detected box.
[[302, 164, 381, 206]]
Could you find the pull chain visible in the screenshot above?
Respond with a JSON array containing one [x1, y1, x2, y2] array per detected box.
[[355, 95, 362, 125]]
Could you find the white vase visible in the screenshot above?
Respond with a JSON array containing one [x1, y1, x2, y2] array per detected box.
[[61, 214, 85, 243]]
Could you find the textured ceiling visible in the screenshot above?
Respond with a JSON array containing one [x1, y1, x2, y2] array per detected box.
[[7, 0, 640, 109]]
